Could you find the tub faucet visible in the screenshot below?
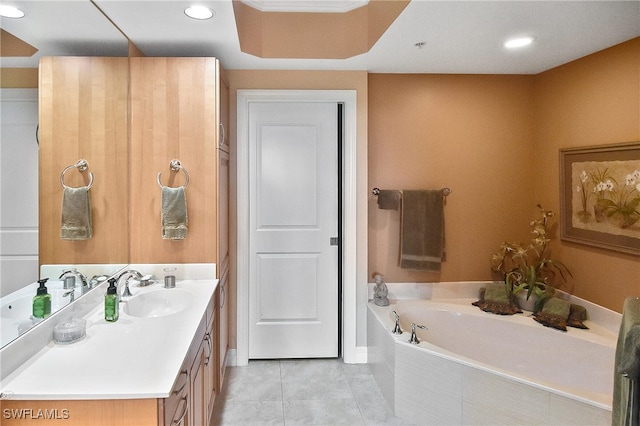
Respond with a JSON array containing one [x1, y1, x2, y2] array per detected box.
[[116, 269, 143, 298], [408, 323, 427, 345], [59, 269, 88, 296], [391, 311, 403, 335]]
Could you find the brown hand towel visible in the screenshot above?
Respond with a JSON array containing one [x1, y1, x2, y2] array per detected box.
[[377, 190, 401, 210], [533, 297, 571, 331], [400, 190, 445, 271], [60, 186, 93, 240], [613, 297, 640, 426], [161, 186, 188, 240]]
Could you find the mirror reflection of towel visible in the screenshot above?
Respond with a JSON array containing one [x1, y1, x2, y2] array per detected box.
[[400, 190, 445, 272], [60, 187, 93, 240], [162, 186, 188, 240]]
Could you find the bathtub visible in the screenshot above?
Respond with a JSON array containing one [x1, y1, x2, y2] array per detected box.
[[367, 282, 621, 425]]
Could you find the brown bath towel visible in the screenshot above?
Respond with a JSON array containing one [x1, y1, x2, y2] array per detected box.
[[399, 190, 445, 272], [613, 297, 640, 426], [377, 190, 401, 210]]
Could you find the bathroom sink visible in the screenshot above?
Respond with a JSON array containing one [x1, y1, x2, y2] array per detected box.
[[1, 295, 33, 320], [123, 289, 192, 318]]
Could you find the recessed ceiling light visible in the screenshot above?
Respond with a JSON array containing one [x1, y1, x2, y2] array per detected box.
[[0, 5, 25, 18], [185, 6, 214, 20], [504, 36, 536, 49]]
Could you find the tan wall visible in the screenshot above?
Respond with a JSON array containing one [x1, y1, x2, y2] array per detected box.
[[533, 37, 640, 312], [368, 73, 537, 283], [226, 70, 369, 348]]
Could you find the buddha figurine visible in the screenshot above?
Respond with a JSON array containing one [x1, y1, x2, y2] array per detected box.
[[373, 273, 390, 306]]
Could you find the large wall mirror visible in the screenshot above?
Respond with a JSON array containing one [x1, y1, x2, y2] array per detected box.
[[0, 1, 129, 348]]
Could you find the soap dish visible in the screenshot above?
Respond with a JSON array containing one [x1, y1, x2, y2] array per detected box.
[[53, 318, 86, 345]]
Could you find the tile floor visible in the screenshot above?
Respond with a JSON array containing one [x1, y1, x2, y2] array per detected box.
[[210, 359, 413, 425]]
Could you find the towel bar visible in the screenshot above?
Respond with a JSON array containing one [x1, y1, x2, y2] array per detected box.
[[372, 187, 452, 196], [157, 159, 189, 189], [60, 159, 94, 190]]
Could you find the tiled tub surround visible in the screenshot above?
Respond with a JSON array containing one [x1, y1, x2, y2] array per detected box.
[[0, 263, 216, 397], [367, 281, 620, 425]]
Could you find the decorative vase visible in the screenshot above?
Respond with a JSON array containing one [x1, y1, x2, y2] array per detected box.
[[516, 292, 537, 312], [516, 286, 555, 312]]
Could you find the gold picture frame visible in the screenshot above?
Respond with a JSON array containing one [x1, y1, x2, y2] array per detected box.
[[559, 142, 640, 256]]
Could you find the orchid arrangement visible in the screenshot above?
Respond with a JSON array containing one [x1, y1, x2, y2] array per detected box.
[[598, 170, 640, 228], [490, 204, 572, 308]]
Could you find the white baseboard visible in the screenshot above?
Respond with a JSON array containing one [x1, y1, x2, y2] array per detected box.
[[353, 346, 368, 364], [223, 347, 367, 366], [226, 349, 239, 367]]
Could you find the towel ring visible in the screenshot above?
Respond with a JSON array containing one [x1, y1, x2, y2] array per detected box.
[[157, 159, 189, 189], [60, 159, 94, 190]]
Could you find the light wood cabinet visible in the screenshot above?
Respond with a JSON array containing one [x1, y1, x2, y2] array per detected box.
[[162, 364, 190, 426], [129, 57, 222, 264], [40, 56, 229, 268], [159, 290, 217, 426], [38, 57, 129, 265]]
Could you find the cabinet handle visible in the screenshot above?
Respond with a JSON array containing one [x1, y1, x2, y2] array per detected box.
[[220, 283, 226, 309], [219, 123, 226, 148], [204, 332, 212, 366], [173, 370, 188, 395], [171, 396, 189, 426]]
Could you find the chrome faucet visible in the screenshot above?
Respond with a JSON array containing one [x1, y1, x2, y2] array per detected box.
[[59, 269, 88, 296], [408, 323, 427, 345], [116, 269, 143, 298], [63, 288, 75, 303], [391, 311, 403, 335]]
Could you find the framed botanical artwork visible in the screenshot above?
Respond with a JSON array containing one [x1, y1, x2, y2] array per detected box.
[[560, 142, 640, 256]]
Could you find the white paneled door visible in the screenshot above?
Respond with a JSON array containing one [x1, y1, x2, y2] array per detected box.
[[248, 101, 339, 359]]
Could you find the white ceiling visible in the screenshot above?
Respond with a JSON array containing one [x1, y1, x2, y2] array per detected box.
[[1, 0, 639, 74]]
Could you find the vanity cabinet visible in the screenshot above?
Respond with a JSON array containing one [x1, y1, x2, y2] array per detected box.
[[159, 289, 217, 426], [0, 280, 220, 426], [190, 289, 218, 426], [163, 364, 190, 426]]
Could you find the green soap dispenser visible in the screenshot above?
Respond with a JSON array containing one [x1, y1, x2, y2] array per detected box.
[[105, 278, 119, 322], [33, 278, 52, 319]]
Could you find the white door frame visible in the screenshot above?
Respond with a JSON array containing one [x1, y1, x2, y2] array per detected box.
[[237, 90, 358, 364]]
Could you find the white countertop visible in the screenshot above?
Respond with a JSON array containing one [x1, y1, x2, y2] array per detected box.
[[0, 278, 217, 400]]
